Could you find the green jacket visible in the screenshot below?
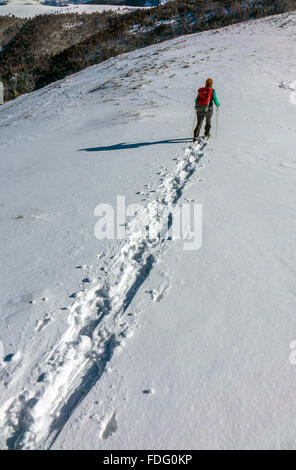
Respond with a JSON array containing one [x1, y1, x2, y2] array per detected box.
[[195, 89, 220, 108], [212, 89, 220, 107]]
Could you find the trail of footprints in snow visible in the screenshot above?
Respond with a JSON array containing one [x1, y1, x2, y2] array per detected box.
[[0, 140, 207, 450]]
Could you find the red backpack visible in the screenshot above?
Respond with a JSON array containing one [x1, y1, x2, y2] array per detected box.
[[196, 87, 213, 106]]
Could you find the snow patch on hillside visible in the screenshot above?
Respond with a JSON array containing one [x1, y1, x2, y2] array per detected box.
[[0, 2, 137, 18]]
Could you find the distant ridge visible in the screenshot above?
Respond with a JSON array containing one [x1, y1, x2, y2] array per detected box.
[[1, 0, 295, 101]]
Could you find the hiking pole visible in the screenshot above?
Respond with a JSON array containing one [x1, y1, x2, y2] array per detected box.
[[215, 107, 219, 138], [192, 109, 197, 136]]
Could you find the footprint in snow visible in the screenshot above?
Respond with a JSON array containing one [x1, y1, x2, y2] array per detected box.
[[102, 413, 117, 439], [281, 161, 296, 169], [35, 313, 52, 332], [3, 351, 21, 363], [142, 388, 155, 395], [146, 284, 169, 302]]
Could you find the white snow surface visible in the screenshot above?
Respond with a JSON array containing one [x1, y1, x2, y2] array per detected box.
[[0, 2, 137, 18], [1, 12, 296, 450]]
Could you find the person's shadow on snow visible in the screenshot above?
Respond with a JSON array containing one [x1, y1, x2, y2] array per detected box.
[[78, 138, 191, 152]]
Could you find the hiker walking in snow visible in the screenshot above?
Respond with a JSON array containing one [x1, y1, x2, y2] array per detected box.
[[193, 78, 220, 141]]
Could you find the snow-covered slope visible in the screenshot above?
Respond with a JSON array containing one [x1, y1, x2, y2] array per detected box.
[[0, 12, 296, 450], [0, 2, 136, 18]]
